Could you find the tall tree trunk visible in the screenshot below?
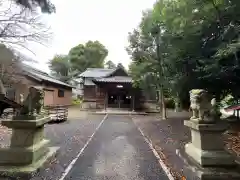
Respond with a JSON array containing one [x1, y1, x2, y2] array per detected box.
[[155, 27, 166, 119], [159, 88, 167, 119], [158, 89, 162, 115], [161, 88, 167, 120]]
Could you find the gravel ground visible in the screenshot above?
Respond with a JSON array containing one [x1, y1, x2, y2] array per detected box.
[[64, 115, 169, 180], [67, 107, 89, 119], [1, 108, 238, 180], [132, 111, 190, 179], [132, 110, 240, 179], [0, 113, 105, 180]]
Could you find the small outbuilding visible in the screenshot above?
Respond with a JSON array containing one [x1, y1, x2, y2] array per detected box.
[[6, 64, 73, 107]]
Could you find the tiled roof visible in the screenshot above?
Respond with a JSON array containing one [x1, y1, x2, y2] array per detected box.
[[93, 76, 132, 83], [22, 64, 73, 88], [79, 68, 115, 78]]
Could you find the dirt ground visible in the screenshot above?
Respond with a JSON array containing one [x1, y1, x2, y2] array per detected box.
[[132, 110, 240, 179]]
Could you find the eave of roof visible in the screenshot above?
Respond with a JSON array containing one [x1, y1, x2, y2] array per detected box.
[[22, 64, 73, 88], [93, 76, 132, 83], [79, 68, 115, 78], [79, 66, 129, 78]]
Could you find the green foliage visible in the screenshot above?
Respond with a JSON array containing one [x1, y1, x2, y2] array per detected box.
[[220, 94, 236, 108], [48, 55, 72, 82], [105, 60, 116, 69], [127, 0, 240, 105], [69, 41, 108, 73], [71, 98, 82, 105], [49, 40, 108, 83]]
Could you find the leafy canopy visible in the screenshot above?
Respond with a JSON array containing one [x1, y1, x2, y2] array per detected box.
[[127, 0, 240, 107], [105, 60, 116, 69], [49, 40, 109, 82], [69, 41, 108, 73]]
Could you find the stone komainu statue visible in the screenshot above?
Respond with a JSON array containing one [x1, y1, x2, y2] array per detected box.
[[189, 89, 220, 123], [17, 86, 44, 117]]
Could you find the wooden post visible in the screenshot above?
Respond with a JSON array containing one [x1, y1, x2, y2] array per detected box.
[[132, 94, 135, 111], [118, 95, 120, 109], [95, 85, 98, 109], [104, 90, 108, 110], [106, 90, 108, 109]]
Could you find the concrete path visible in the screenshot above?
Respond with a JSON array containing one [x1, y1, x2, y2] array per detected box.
[[62, 115, 169, 180]]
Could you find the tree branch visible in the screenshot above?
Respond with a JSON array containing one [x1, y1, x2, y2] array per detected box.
[[0, 1, 52, 52]]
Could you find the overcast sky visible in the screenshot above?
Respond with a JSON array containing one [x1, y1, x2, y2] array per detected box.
[[26, 0, 156, 72]]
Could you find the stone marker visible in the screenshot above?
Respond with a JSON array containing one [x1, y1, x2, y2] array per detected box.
[[0, 86, 59, 175], [177, 89, 240, 180]]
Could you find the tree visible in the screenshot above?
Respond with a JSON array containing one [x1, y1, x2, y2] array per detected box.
[[0, 1, 52, 52], [48, 55, 72, 82], [0, 1, 53, 98], [0, 45, 24, 85], [127, 9, 168, 118], [117, 63, 125, 69], [105, 60, 116, 69], [13, 0, 55, 13], [0, 44, 31, 100], [68, 40, 108, 73], [49, 40, 109, 82], [128, 0, 240, 117]]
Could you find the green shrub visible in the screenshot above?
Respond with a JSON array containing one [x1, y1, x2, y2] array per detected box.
[[220, 94, 235, 108], [72, 98, 82, 105]]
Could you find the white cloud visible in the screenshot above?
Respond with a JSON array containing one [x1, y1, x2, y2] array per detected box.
[[26, 0, 156, 72]]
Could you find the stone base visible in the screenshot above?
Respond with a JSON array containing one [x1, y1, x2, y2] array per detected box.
[[0, 139, 50, 165], [184, 120, 236, 166], [0, 147, 59, 175], [2, 116, 51, 129], [0, 116, 59, 176], [12, 115, 44, 120], [177, 148, 240, 180], [185, 143, 236, 167]]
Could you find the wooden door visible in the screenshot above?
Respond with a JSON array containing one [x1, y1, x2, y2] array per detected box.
[[44, 90, 54, 106]]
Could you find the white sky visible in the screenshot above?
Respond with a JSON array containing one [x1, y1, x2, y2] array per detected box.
[[26, 0, 156, 72]]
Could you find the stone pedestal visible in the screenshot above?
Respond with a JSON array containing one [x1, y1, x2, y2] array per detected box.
[[177, 148, 240, 180], [177, 120, 240, 180], [184, 120, 235, 166], [0, 116, 59, 174]]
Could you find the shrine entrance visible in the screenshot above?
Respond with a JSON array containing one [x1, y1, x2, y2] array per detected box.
[[93, 77, 140, 111], [108, 90, 132, 109]]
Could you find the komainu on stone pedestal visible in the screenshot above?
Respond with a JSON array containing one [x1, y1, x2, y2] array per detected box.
[[0, 86, 58, 176], [177, 89, 240, 180], [14, 86, 45, 120], [189, 89, 220, 123]]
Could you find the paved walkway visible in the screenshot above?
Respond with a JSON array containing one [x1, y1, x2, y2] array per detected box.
[[63, 115, 169, 180]]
